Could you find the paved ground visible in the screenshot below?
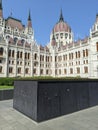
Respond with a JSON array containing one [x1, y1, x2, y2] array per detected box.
[[0, 100, 98, 130]]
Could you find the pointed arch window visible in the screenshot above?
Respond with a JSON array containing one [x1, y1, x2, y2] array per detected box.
[[96, 42, 98, 52], [0, 47, 3, 55]]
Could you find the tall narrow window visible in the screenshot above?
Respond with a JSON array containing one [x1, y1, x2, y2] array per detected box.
[[83, 50, 85, 57], [9, 67, 13, 73], [86, 49, 88, 57], [12, 50, 15, 58], [8, 50, 11, 57], [96, 42, 98, 52], [77, 67, 80, 74], [64, 69, 67, 74], [0, 66, 2, 73], [84, 66, 88, 73], [70, 68, 73, 74], [0, 47, 3, 55], [18, 68, 21, 74]]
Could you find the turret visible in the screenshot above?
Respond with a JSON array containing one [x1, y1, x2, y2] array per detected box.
[[26, 10, 34, 42]]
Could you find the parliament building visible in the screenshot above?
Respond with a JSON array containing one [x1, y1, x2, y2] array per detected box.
[[0, 0, 98, 78]]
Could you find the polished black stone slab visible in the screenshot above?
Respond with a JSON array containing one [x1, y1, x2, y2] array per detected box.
[[13, 80, 98, 122], [0, 89, 13, 101]]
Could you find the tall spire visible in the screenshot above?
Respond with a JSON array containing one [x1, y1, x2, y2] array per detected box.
[[27, 10, 32, 28], [0, 0, 3, 18], [28, 10, 31, 21], [59, 9, 64, 22], [0, 0, 2, 10]]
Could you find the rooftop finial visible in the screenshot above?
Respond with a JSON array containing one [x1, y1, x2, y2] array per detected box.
[[96, 13, 98, 22], [59, 9, 64, 22], [0, 0, 2, 10], [28, 10, 31, 21]]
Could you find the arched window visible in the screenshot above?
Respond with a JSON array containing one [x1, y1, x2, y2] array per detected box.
[[25, 52, 27, 59], [14, 37, 18, 43], [28, 53, 30, 59], [21, 39, 25, 44], [34, 53, 37, 60], [25, 68, 29, 74], [0, 47, 3, 55], [86, 49, 88, 57], [8, 50, 11, 57], [6, 35, 10, 39], [12, 50, 15, 57], [96, 42, 98, 52], [70, 68, 73, 74], [64, 69, 67, 74], [17, 51, 19, 58], [0, 66, 2, 73], [20, 52, 23, 58]]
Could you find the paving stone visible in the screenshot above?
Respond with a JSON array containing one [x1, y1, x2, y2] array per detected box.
[[0, 100, 98, 130]]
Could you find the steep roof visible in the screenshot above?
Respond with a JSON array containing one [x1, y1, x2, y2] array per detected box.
[[5, 17, 25, 30]]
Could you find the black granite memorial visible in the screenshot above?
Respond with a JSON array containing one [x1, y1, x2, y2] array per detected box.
[[13, 80, 98, 122], [0, 89, 13, 101]]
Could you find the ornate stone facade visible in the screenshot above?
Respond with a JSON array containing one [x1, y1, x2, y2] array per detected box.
[[0, 1, 98, 78]]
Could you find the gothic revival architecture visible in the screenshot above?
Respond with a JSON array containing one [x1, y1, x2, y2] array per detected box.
[[0, 1, 98, 78]]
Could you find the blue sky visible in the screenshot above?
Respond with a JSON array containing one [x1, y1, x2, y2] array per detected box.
[[2, 0, 98, 45]]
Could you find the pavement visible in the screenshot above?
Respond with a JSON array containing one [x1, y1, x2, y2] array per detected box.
[[0, 100, 98, 130]]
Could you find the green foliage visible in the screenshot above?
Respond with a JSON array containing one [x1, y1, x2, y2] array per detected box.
[[0, 85, 14, 90], [0, 78, 15, 86], [0, 76, 97, 87]]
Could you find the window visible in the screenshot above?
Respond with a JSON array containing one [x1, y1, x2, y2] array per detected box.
[[69, 53, 71, 60], [77, 67, 80, 74], [12, 50, 15, 57], [70, 68, 73, 74], [86, 60, 88, 64], [75, 52, 77, 59], [83, 50, 85, 57], [28, 53, 30, 59], [34, 53, 37, 60], [84, 67, 88, 73], [25, 52, 27, 59], [25, 68, 29, 74], [78, 51, 80, 58], [9, 67, 13, 73], [14, 37, 18, 43], [18, 68, 21, 74], [17, 51, 19, 58], [46, 70, 49, 75], [64, 69, 67, 74], [0, 66, 2, 73], [65, 33, 68, 39], [40, 69, 43, 74], [59, 69, 61, 75], [21, 39, 25, 44], [96, 42, 98, 51], [20, 52, 23, 58], [8, 50, 11, 57], [0, 47, 3, 55], [33, 69, 36, 74], [12, 61, 14, 64], [55, 69, 57, 75], [86, 49, 88, 57]]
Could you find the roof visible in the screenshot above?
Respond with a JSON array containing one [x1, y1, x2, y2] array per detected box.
[[5, 17, 24, 30]]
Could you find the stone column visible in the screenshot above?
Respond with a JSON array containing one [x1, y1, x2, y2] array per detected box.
[[5, 45, 9, 77], [14, 49, 18, 77]]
